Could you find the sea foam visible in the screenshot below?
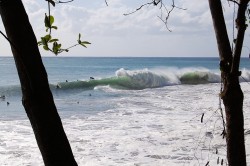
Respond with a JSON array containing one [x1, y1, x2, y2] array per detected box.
[[1, 83, 250, 165]]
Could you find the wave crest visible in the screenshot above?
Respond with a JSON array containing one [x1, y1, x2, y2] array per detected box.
[[56, 68, 221, 90], [3, 68, 250, 95], [115, 68, 179, 88]]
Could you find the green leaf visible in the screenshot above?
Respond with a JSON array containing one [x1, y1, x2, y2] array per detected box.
[[53, 42, 62, 50], [51, 26, 58, 30], [37, 41, 43, 46], [80, 43, 87, 48], [44, 14, 50, 28], [48, 15, 54, 26], [44, 34, 51, 42], [77, 34, 82, 44], [47, 0, 56, 7], [52, 42, 59, 54], [43, 45, 49, 51], [81, 41, 91, 45], [41, 37, 47, 45], [78, 33, 81, 40], [80, 41, 91, 48], [49, 39, 59, 43], [58, 44, 62, 49], [40, 35, 51, 46], [44, 14, 55, 28]]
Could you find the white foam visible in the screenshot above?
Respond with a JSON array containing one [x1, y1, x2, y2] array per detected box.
[[241, 68, 250, 82], [116, 68, 180, 88], [1, 83, 250, 165], [115, 67, 222, 88]]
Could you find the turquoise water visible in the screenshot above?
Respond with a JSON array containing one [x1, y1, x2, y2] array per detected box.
[[0, 57, 250, 118]]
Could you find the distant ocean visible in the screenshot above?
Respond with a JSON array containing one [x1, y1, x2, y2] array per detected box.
[[0, 57, 250, 165]]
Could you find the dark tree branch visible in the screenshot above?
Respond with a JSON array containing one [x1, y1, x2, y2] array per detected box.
[[228, 0, 240, 5], [123, 0, 186, 32], [123, 2, 154, 16], [157, 1, 175, 32], [157, 16, 172, 32], [208, 0, 232, 64], [158, 0, 186, 32], [55, 0, 74, 4], [231, 0, 248, 74], [0, 0, 78, 165], [209, 0, 247, 165], [0, 30, 16, 47]]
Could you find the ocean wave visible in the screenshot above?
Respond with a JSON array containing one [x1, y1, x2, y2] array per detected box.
[[2, 68, 250, 96], [0, 85, 21, 97], [179, 71, 220, 84], [56, 68, 221, 90]]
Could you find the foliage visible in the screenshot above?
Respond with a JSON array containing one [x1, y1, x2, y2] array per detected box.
[[37, 0, 91, 55]]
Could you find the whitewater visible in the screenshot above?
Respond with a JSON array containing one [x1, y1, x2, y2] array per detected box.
[[0, 57, 250, 165]]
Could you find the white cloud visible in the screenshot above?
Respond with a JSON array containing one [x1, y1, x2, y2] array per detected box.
[[1, 0, 249, 57]]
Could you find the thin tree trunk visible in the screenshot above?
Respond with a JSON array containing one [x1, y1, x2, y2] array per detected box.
[[0, 0, 77, 165], [208, 0, 246, 165]]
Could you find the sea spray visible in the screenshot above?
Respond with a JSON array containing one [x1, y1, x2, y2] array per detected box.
[[115, 68, 179, 88]]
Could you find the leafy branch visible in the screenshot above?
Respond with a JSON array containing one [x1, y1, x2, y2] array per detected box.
[[38, 0, 91, 55]]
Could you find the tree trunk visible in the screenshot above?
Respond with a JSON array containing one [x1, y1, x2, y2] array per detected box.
[[208, 0, 247, 165], [0, 0, 78, 165]]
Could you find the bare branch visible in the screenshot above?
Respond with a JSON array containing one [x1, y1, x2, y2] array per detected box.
[[227, 0, 240, 5], [55, 0, 74, 4], [0, 30, 17, 49], [157, 16, 172, 32], [123, 0, 186, 31], [158, 0, 186, 32], [105, 0, 108, 6], [124, 2, 154, 16], [171, 0, 186, 10]]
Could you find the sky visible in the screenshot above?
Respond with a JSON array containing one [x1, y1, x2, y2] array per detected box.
[[0, 0, 250, 57]]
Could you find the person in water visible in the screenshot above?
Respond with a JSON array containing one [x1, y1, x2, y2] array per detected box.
[[90, 77, 94, 80]]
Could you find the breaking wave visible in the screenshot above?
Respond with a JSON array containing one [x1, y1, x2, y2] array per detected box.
[[55, 68, 222, 90], [2, 68, 250, 97]]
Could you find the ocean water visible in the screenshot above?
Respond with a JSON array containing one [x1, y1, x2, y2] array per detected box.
[[0, 57, 250, 165]]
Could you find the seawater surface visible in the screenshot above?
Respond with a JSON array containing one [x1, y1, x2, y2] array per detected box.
[[0, 57, 250, 165]]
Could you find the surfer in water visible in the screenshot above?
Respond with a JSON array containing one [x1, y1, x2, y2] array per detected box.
[[90, 77, 94, 80]]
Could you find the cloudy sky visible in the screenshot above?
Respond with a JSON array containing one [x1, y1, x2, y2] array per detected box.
[[1, 0, 250, 57]]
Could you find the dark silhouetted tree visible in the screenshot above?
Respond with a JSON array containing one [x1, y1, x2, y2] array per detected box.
[[0, 0, 77, 165], [209, 0, 248, 165]]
